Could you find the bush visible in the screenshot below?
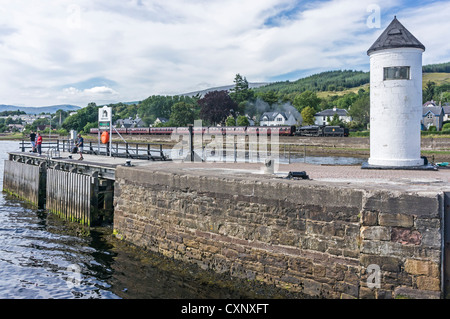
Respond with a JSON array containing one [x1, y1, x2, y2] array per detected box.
[[349, 131, 370, 137]]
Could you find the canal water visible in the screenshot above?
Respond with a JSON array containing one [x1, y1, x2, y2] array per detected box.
[[0, 140, 304, 299]]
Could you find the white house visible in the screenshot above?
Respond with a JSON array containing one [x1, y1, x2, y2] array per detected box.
[[259, 111, 298, 126], [314, 107, 351, 126]]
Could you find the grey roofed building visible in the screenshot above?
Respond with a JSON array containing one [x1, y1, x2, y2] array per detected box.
[[116, 116, 146, 128], [259, 111, 298, 126], [367, 16, 425, 55], [260, 112, 285, 121], [422, 101, 444, 131]]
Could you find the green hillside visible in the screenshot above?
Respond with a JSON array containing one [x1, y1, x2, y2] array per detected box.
[[255, 70, 369, 95], [255, 62, 450, 96]]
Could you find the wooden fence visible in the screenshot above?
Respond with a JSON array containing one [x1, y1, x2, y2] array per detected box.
[[2, 160, 45, 207], [46, 168, 98, 226]]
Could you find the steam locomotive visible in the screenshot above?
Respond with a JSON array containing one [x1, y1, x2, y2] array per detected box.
[[295, 125, 349, 137], [89, 125, 348, 137]]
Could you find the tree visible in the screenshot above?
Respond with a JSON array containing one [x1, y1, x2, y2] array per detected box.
[[260, 90, 279, 107], [170, 102, 196, 126], [423, 81, 436, 103], [225, 116, 236, 126], [301, 106, 316, 125], [329, 113, 345, 127], [442, 92, 450, 103], [348, 93, 370, 129], [62, 102, 98, 132], [293, 90, 321, 112], [198, 90, 237, 126], [236, 115, 250, 126], [335, 92, 358, 109], [229, 74, 254, 104]]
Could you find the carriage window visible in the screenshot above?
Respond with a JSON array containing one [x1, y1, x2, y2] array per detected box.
[[384, 66, 410, 80]]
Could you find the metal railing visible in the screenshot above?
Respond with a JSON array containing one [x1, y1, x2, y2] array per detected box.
[[19, 139, 168, 161]]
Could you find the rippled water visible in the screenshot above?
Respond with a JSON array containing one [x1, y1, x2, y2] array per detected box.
[[0, 141, 120, 298], [0, 140, 303, 300]]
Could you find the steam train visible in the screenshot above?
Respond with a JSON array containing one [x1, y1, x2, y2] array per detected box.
[[295, 125, 349, 137], [89, 125, 297, 136], [89, 125, 348, 137]]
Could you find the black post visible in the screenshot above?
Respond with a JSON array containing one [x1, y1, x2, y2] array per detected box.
[[188, 124, 194, 162]]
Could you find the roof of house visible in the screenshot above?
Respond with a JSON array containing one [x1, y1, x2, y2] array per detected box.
[[423, 106, 444, 116], [116, 116, 145, 128], [260, 111, 297, 121], [424, 101, 437, 107], [367, 17, 425, 55], [315, 108, 349, 117], [443, 105, 450, 114]]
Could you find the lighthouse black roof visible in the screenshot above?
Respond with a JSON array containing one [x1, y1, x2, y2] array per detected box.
[[367, 17, 425, 55]]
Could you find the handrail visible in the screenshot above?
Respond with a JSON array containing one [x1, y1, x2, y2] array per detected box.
[[19, 139, 169, 161]]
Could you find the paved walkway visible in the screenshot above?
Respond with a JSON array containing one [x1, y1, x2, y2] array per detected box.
[[53, 151, 450, 191], [130, 159, 450, 191]]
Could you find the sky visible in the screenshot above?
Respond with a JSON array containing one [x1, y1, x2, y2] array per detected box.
[[0, 0, 449, 108]]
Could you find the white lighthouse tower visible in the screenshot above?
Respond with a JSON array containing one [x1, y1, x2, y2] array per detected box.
[[367, 17, 426, 168]]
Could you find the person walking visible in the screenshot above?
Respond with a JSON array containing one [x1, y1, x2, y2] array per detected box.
[[36, 132, 43, 155], [29, 131, 36, 152], [76, 133, 84, 160]]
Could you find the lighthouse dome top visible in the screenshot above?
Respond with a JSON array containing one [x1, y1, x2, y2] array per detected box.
[[367, 17, 425, 55]]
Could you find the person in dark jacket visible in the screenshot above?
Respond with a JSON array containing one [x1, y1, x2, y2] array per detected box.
[[29, 131, 36, 152], [76, 134, 84, 160]]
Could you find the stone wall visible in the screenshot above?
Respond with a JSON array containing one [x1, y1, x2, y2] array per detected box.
[[113, 166, 444, 299]]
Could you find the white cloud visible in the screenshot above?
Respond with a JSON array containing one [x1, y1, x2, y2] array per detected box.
[[84, 86, 117, 95], [58, 85, 118, 106], [0, 0, 449, 107]]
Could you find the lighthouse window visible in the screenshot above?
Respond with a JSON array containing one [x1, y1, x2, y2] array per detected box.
[[384, 66, 410, 80]]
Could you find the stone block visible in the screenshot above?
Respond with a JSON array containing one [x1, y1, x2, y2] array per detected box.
[[361, 211, 378, 226], [302, 278, 322, 297], [359, 286, 376, 299], [394, 287, 440, 299], [361, 226, 390, 241], [416, 276, 440, 291], [364, 192, 440, 217], [379, 213, 414, 227], [404, 259, 440, 277], [360, 255, 401, 272], [391, 228, 422, 245]]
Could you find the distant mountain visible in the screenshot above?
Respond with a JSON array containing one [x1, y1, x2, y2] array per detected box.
[[0, 104, 81, 114], [180, 82, 269, 97]]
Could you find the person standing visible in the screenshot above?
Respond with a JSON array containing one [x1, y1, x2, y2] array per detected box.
[[36, 132, 43, 155], [29, 131, 36, 152], [76, 133, 84, 160]]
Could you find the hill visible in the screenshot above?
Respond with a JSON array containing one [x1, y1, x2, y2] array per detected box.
[[0, 104, 81, 114], [255, 70, 369, 95], [254, 62, 450, 96], [181, 82, 268, 97]]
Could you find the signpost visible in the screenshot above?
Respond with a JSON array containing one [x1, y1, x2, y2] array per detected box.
[[98, 106, 112, 157]]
